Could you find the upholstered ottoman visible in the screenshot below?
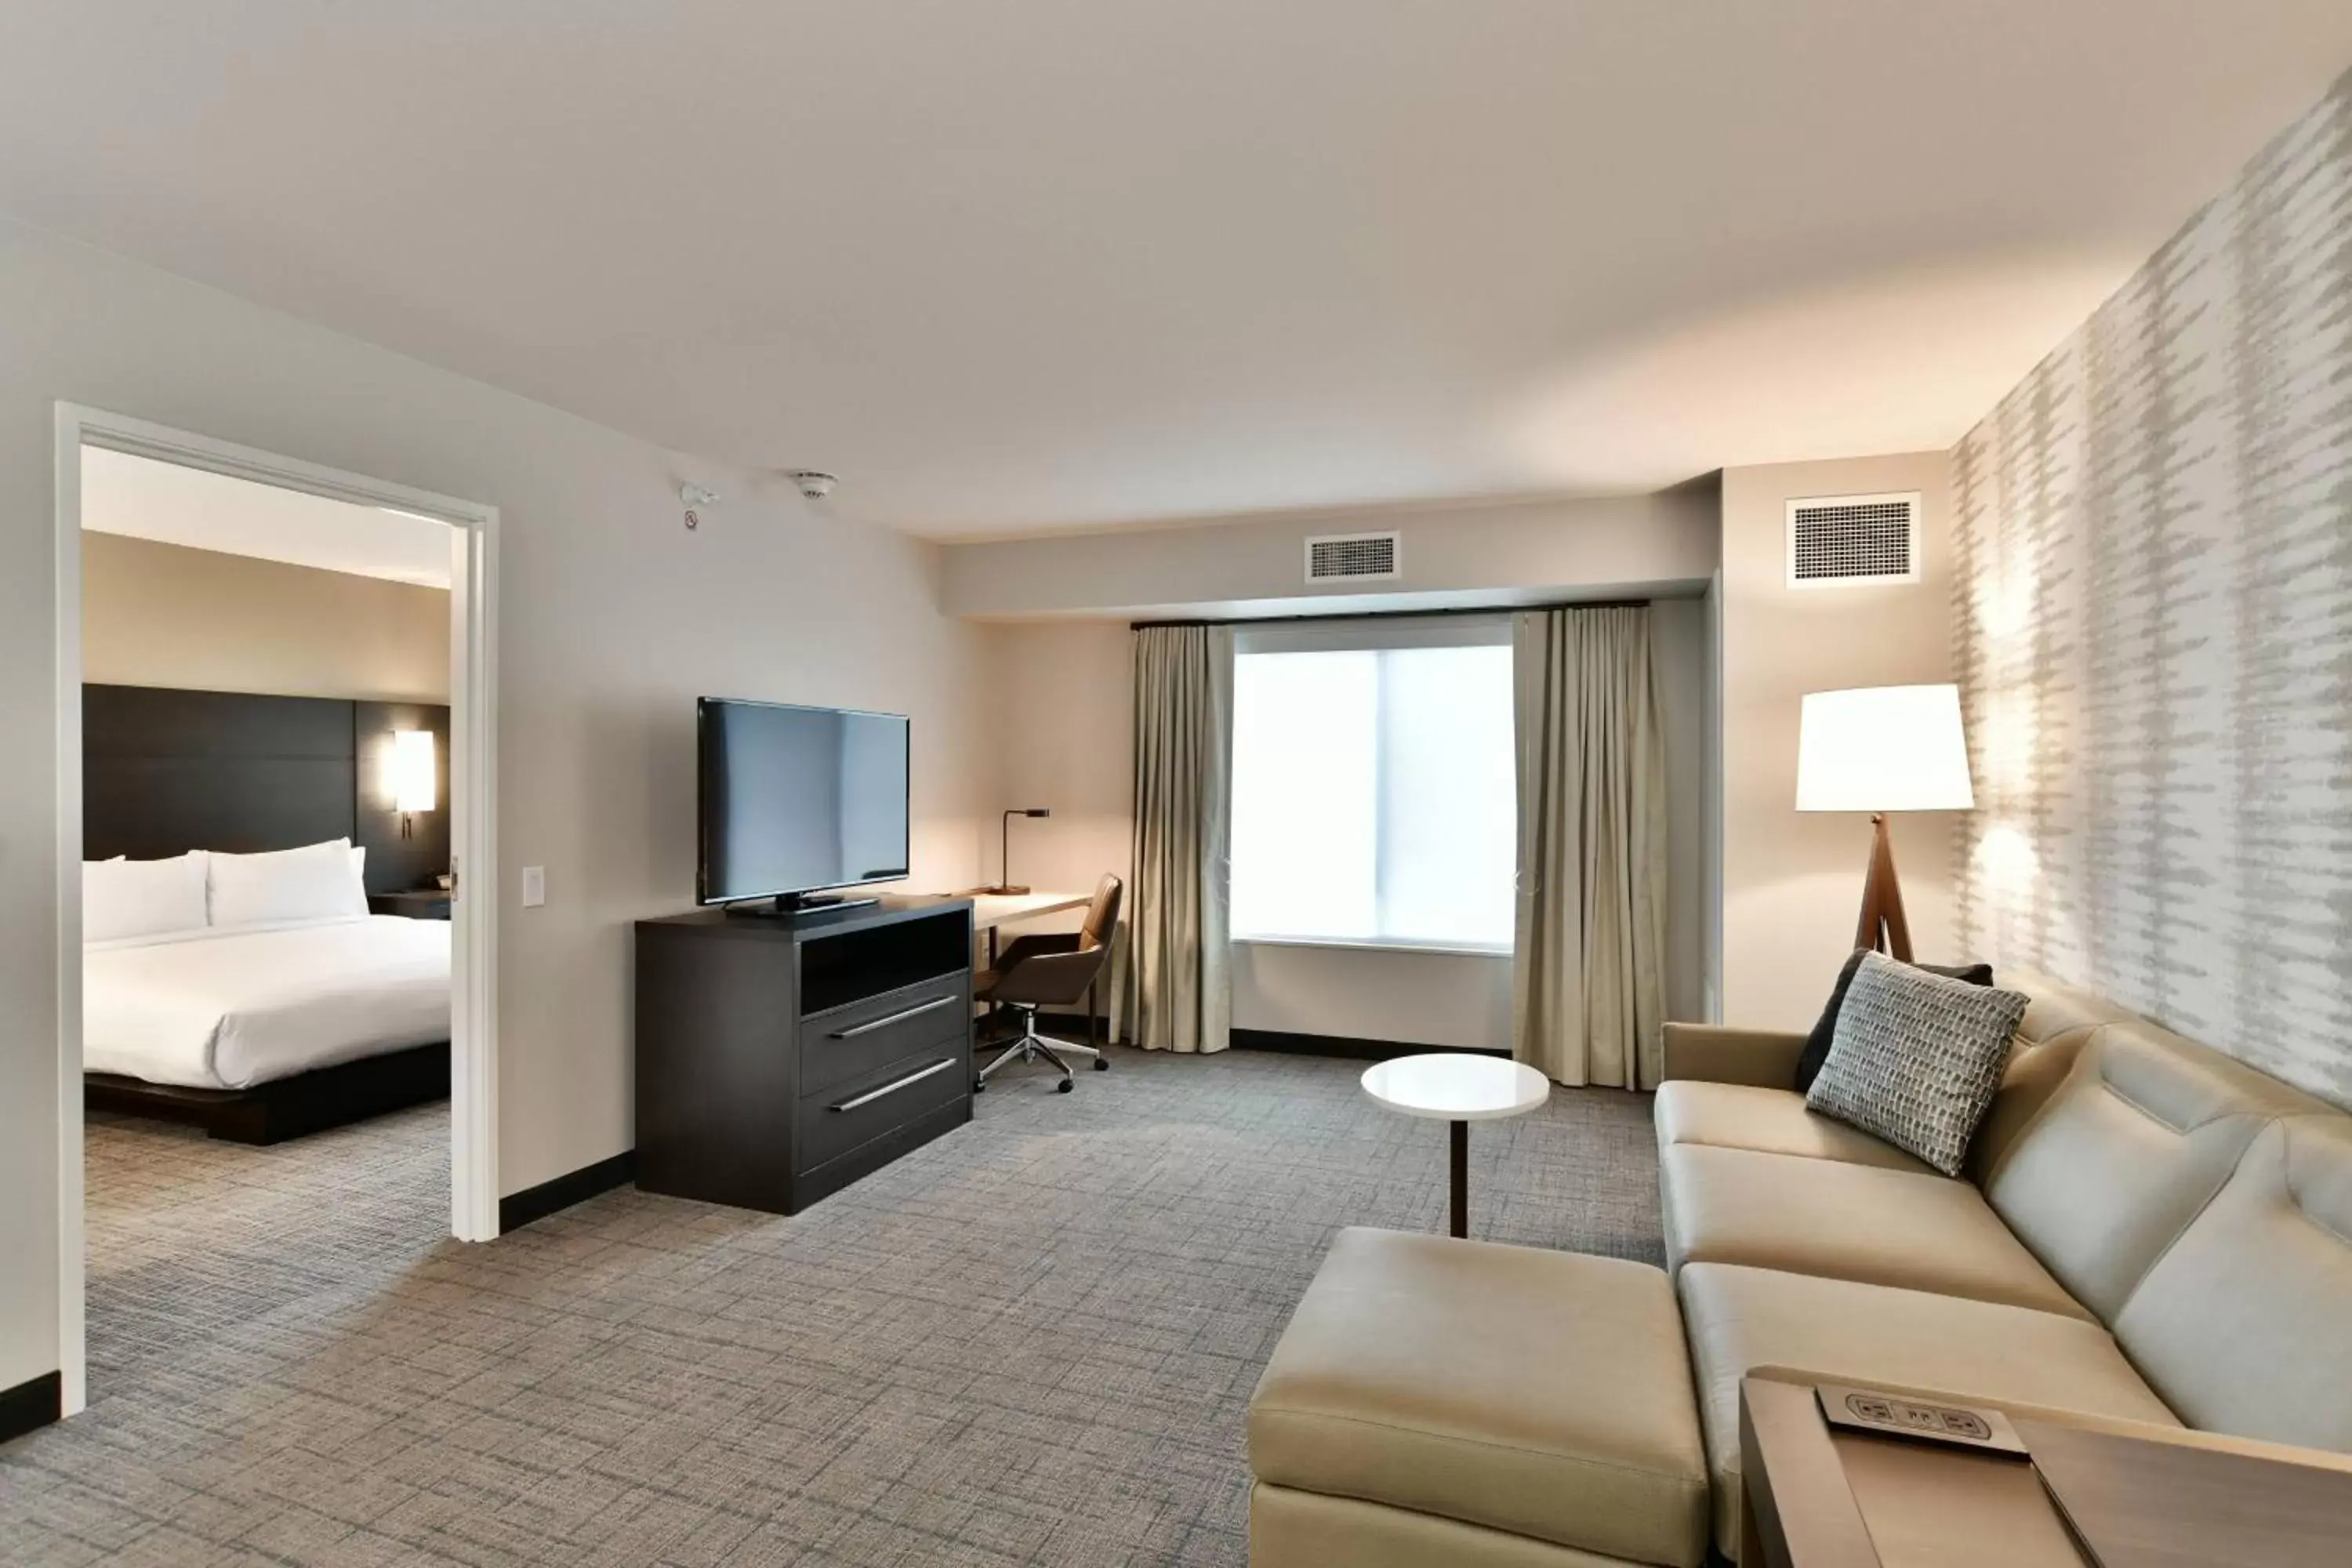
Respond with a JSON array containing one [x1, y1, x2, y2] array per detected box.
[[1248, 1228, 1710, 1568]]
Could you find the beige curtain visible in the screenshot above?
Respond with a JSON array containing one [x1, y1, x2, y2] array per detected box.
[[1116, 624, 1233, 1053], [1512, 606, 1668, 1089]]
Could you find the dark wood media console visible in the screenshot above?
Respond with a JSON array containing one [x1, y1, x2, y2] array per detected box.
[[633, 898, 975, 1215]]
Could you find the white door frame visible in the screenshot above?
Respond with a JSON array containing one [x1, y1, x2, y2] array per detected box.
[[52, 404, 501, 1417]]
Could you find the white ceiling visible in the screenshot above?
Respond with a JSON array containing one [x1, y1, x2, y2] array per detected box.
[[82, 447, 456, 589], [8, 3, 2351, 540]]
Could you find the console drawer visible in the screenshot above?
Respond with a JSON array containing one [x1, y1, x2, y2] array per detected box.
[[796, 1044, 967, 1174], [799, 975, 967, 1098]]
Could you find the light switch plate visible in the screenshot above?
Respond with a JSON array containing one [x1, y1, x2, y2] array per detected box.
[[521, 866, 546, 908]]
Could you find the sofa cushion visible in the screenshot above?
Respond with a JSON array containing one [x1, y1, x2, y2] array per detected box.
[[1983, 1021, 2320, 1321], [1962, 971, 2147, 1179], [1653, 1081, 1933, 1174], [2113, 1116, 2352, 1455], [1679, 1262, 2180, 1556], [2004, 969, 2144, 1049], [1249, 1229, 1709, 1568], [1660, 1144, 2092, 1321], [1251, 1485, 1642, 1568], [1965, 1030, 2100, 1184]]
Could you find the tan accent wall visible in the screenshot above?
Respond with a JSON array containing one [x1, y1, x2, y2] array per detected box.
[[82, 531, 452, 702], [984, 619, 1135, 903], [979, 603, 1715, 1051], [1718, 452, 1959, 1032], [941, 487, 1718, 621]]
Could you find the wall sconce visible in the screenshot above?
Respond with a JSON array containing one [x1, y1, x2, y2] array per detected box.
[[391, 729, 437, 839]]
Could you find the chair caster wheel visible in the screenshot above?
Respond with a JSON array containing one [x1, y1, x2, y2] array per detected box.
[[1093, 1058, 1109, 1070], [1056, 1079, 1073, 1093]]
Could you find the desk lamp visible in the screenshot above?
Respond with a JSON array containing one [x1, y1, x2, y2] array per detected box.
[[991, 808, 1051, 895]]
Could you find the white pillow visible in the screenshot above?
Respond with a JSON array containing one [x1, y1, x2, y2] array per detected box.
[[84, 852, 209, 943], [208, 838, 370, 927]]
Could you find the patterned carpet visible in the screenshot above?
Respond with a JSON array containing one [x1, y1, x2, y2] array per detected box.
[[2, 1046, 1663, 1566]]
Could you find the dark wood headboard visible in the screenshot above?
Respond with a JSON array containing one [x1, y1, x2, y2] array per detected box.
[[84, 684, 450, 897]]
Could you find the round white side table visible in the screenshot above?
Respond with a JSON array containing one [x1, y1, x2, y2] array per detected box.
[[1360, 1054, 1551, 1239]]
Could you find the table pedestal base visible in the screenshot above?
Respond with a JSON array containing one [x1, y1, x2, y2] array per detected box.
[[1450, 1120, 1467, 1239], [1358, 1054, 1551, 1246]]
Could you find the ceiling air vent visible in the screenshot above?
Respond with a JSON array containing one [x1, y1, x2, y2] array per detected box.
[[1305, 531, 1401, 583], [1787, 493, 1919, 587]]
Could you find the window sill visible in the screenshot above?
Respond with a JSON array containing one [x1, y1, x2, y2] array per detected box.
[[1232, 935, 1512, 960]]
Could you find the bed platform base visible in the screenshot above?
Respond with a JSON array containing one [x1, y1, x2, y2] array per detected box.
[[85, 1042, 450, 1145]]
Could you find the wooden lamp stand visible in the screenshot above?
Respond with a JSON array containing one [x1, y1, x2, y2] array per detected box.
[[1853, 812, 1914, 963]]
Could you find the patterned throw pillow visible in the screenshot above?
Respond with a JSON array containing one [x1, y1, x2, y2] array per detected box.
[[1793, 950, 1996, 1092], [1804, 952, 2028, 1177]]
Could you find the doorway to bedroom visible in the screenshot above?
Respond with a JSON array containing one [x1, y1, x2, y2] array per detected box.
[[56, 409, 499, 1422]]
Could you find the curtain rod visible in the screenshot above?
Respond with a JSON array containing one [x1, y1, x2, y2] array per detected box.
[[1129, 598, 1653, 631]]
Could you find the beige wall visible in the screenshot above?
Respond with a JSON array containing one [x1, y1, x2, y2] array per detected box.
[[1232, 942, 1512, 1050], [82, 531, 452, 702], [943, 486, 1718, 622], [985, 619, 1134, 902], [959, 483, 1727, 1052], [0, 216, 993, 1396], [980, 615, 1526, 1049], [980, 600, 1715, 1052], [1718, 453, 1959, 1032]]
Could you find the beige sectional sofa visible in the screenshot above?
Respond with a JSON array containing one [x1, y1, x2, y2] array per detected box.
[[1247, 971, 2352, 1566]]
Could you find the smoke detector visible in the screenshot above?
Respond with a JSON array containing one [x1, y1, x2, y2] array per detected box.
[[788, 470, 838, 501]]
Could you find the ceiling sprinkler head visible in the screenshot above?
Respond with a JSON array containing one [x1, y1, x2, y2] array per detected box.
[[789, 470, 838, 501]]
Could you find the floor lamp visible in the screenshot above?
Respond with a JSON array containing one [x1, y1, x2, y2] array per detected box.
[[1795, 684, 1974, 964]]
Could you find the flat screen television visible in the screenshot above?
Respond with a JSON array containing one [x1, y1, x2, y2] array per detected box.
[[697, 697, 911, 912]]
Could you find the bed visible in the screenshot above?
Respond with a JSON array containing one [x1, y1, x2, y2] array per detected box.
[[82, 684, 455, 1143], [87, 915, 451, 1087]]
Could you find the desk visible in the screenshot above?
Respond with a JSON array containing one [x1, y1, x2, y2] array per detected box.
[[969, 891, 1092, 935]]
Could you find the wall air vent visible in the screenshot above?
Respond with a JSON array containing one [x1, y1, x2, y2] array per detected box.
[[1787, 492, 1920, 587], [1305, 531, 1401, 583]]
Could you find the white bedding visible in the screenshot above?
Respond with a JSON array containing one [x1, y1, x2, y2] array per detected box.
[[84, 915, 451, 1091]]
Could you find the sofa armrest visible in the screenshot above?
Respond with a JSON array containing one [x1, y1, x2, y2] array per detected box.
[[1744, 1367, 2350, 1473], [1662, 1023, 1809, 1089]]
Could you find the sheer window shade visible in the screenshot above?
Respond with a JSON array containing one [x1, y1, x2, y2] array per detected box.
[[1231, 637, 1515, 949]]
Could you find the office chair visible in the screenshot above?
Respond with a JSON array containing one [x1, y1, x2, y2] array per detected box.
[[975, 873, 1122, 1093]]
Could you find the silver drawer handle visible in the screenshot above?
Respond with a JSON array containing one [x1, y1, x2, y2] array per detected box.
[[829, 995, 958, 1039], [829, 1058, 956, 1112]]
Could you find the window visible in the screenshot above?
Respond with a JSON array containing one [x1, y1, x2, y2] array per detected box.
[[1230, 626, 1515, 949]]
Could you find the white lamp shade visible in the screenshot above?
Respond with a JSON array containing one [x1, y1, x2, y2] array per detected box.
[[1796, 684, 1973, 812], [390, 730, 437, 814]]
